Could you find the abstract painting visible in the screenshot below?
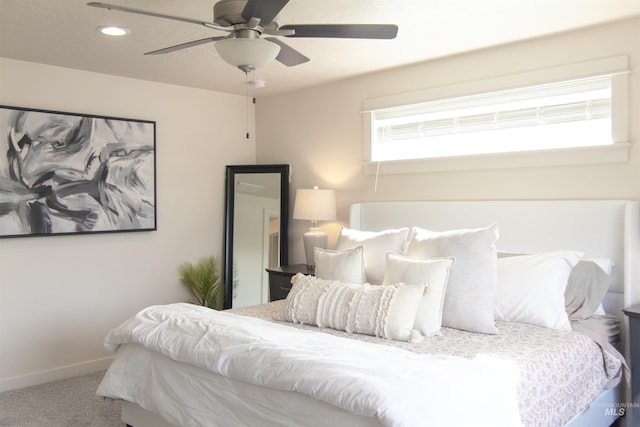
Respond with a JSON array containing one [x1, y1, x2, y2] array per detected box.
[[0, 106, 156, 237]]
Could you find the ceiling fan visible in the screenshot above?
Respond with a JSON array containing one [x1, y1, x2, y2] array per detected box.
[[88, 0, 399, 73]]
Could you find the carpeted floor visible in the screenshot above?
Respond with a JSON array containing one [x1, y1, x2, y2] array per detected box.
[[0, 370, 123, 427]]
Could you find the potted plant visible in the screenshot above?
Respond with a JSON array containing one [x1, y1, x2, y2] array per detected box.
[[178, 255, 224, 310]]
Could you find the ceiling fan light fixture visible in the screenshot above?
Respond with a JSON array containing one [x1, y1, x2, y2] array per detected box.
[[215, 38, 281, 72]]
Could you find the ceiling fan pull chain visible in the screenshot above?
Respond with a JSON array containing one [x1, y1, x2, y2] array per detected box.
[[245, 72, 251, 139], [245, 97, 255, 140], [246, 99, 250, 140], [249, 96, 256, 140]]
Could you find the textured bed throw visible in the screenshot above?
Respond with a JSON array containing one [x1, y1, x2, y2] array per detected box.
[[102, 303, 524, 427]]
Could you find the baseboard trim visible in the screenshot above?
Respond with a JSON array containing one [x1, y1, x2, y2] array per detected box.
[[0, 356, 114, 393]]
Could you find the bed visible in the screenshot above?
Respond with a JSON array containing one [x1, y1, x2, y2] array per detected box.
[[97, 199, 639, 427]]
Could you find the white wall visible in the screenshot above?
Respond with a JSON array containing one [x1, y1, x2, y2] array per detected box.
[[256, 17, 640, 264], [0, 58, 254, 391]]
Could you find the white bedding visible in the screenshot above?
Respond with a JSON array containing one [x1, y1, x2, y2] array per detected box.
[[99, 303, 523, 427], [97, 199, 636, 427], [241, 301, 623, 426]]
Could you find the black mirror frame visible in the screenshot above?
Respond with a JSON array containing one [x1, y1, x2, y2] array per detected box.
[[223, 164, 290, 309]]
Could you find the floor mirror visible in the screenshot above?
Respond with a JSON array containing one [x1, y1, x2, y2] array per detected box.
[[224, 164, 289, 309]]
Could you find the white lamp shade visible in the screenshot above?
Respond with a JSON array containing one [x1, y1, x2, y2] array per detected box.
[[215, 38, 281, 69], [293, 188, 337, 222]]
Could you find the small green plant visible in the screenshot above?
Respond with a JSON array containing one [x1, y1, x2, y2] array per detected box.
[[178, 255, 224, 310]]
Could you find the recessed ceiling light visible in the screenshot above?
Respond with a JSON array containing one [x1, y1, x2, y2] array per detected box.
[[98, 26, 130, 36]]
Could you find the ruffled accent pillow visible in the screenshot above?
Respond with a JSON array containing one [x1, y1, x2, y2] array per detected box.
[[285, 273, 328, 326], [285, 273, 424, 342]]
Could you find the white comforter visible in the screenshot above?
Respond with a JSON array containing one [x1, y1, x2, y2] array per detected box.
[[103, 303, 524, 427]]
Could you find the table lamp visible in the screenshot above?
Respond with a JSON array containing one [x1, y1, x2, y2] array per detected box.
[[293, 186, 337, 268]]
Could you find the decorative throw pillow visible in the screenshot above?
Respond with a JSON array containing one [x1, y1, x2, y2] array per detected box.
[[314, 246, 366, 284], [495, 251, 583, 330], [383, 253, 454, 336], [285, 273, 333, 325], [335, 227, 409, 285], [286, 274, 424, 342], [406, 224, 499, 334]]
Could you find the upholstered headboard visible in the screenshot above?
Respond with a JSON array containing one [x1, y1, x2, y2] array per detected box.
[[350, 200, 640, 352]]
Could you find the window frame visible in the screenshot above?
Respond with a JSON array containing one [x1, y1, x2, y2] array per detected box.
[[362, 56, 629, 175]]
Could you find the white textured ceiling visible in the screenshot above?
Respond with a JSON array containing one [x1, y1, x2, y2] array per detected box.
[[2, 0, 640, 96]]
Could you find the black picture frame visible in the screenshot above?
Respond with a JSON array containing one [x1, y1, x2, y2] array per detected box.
[[0, 105, 157, 238]]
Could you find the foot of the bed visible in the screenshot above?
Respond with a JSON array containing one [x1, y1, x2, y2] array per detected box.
[[121, 401, 175, 427]]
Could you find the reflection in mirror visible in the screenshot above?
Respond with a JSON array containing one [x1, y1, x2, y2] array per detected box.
[[224, 165, 289, 309]]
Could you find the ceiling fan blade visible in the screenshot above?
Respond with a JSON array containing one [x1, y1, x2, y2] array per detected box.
[[281, 24, 398, 39], [265, 38, 310, 67], [144, 36, 228, 55], [241, 0, 289, 26], [87, 2, 230, 32]]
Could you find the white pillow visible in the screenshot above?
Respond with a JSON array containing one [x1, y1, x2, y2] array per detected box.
[[314, 246, 366, 284], [285, 274, 424, 342], [406, 224, 499, 334], [495, 251, 584, 330], [285, 273, 329, 325], [585, 257, 614, 276], [499, 251, 612, 320], [564, 260, 613, 320], [383, 253, 454, 336], [335, 227, 409, 285]]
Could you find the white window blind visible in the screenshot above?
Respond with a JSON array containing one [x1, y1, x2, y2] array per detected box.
[[371, 76, 613, 161]]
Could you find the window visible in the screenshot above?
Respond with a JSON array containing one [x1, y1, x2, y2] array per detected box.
[[363, 56, 629, 173], [372, 77, 612, 160]]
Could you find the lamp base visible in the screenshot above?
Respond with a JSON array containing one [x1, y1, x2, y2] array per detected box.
[[303, 227, 328, 269]]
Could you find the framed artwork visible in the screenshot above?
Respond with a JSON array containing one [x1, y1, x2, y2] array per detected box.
[[0, 105, 156, 238]]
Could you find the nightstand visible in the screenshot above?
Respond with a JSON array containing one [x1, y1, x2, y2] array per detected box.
[[623, 304, 640, 424], [266, 264, 314, 301]]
